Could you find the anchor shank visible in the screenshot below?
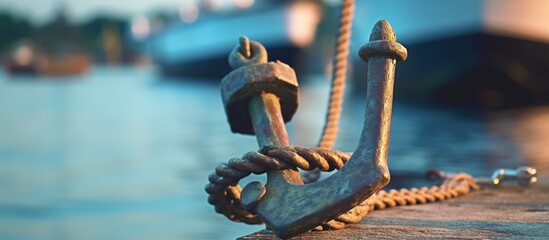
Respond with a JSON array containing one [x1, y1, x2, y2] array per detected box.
[[354, 57, 396, 164], [249, 92, 303, 183], [249, 92, 290, 147]]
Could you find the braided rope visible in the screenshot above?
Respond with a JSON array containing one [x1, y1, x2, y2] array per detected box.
[[316, 173, 480, 230], [302, 0, 356, 185], [205, 147, 349, 224], [317, 0, 355, 149], [205, 147, 480, 228]]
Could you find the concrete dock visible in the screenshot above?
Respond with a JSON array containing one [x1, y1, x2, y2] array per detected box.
[[239, 176, 549, 239]]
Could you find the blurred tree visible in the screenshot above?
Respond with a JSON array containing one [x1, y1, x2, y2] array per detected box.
[[0, 12, 34, 54], [79, 16, 128, 63]]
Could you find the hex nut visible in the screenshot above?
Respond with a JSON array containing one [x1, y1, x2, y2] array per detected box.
[[221, 61, 299, 134]]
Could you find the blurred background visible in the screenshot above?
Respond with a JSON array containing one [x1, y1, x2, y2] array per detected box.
[[0, 0, 548, 239]]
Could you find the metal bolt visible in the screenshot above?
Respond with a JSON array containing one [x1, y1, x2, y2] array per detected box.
[[491, 166, 537, 186], [223, 37, 303, 211], [221, 37, 299, 135]]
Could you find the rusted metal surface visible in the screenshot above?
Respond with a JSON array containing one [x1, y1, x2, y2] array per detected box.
[[237, 20, 408, 239], [221, 37, 298, 135]]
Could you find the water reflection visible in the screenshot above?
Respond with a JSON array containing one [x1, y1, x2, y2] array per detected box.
[[487, 107, 549, 173], [0, 67, 546, 239]]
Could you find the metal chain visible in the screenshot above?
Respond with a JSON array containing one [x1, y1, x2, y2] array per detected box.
[[205, 147, 480, 228]]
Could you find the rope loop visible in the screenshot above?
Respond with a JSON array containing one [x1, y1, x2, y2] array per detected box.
[[205, 146, 480, 229]]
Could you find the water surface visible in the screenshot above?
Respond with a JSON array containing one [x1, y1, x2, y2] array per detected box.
[[0, 67, 545, 239]]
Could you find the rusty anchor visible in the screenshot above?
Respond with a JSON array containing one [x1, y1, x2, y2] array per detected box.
[[218, 20, 407, 238]]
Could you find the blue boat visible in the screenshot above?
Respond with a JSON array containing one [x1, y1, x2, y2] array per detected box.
[[350, 0, 549, 109], [149, 0, 324, 79]]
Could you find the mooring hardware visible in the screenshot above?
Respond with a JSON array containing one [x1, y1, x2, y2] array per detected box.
[[206, 20, 407, 238], [204, 14, 537, 240]]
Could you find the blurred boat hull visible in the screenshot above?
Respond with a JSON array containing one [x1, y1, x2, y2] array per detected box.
[[150, 1, 322, 80], [159, 45, 302, 79], [5, 55, 91, 77], [37, 55, 91, 76], [351, 0, 549, 109], [4, 61, 37, 75]]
